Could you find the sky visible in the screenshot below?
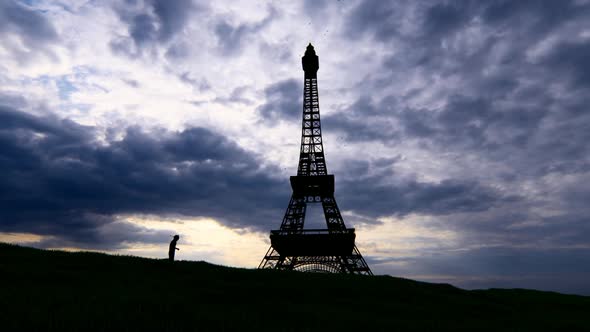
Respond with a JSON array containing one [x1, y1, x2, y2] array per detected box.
[[1, 0, 590, 295]]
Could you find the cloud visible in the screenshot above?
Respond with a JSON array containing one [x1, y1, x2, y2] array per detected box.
[[0, 104, 288, 248], [214, 6, 277, 56], [540, 40, 590, 88], [334, 1, 590, 180], [256, 79, 300, 124], [178, 72, 211, 91], [212, 86, 253, 105], [344, 1, 402, 41], [0, 1, 58, 43], [323, 95, 401, 144], [110, 0, 199, 58], [0, 1, 59, 64], [0, 100, 518, 248], [337, 171, 517, 220], [152, 0, 196, 42], [328, 0, 590, 290]]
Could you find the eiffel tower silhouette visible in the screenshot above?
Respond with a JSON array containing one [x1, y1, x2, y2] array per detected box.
[[258, 44, 372, 275]]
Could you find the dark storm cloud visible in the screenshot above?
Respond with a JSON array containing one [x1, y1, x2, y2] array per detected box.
[[152, 0, 195, 42], [337, 170, 516, 220], [129, 13, 158, 45], [110, 0, 198, 58], [0, 99, 517, 248], [331, 83, 588, 180], [0, 104, 289, 248], [540, 40, 590, 88], [480, 0, 589, 33], [343, 0, 589, 83], [336, 0, 590, 174], [0, 92, 27, 109], [346, 0, 588, 45], [256, 79, 301, 123], [323, 96, 400, 144], [0, 0, 59, 63], [422, 2, 471, 37], [344, 0, 401, 41], [0, 1, 58, 42], [330, 0, 590, 293], [404, 94, 548, 152]]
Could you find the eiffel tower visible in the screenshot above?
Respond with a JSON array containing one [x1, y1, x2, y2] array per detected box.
[[258, 44, 372, 275]]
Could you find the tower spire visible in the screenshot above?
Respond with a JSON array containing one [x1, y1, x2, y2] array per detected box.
[[258, 45, 372, 275], [302, 43, 319, 79], [298, 42, 326, 176]]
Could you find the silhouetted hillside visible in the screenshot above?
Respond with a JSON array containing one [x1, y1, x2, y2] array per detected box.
[[1, 243, 589, 331]]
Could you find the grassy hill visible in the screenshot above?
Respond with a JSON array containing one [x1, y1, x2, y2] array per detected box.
[[1, 243, 589, 331]]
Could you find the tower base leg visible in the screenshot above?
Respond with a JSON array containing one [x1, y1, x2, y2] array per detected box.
[[259, 245, 372, 275]]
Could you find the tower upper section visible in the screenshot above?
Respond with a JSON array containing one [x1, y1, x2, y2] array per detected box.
[[302, 43, 319, 79], [297, 43, 327, 176]]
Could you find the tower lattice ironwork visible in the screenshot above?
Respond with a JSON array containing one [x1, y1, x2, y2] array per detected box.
[[258, 44, 372, 275]]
